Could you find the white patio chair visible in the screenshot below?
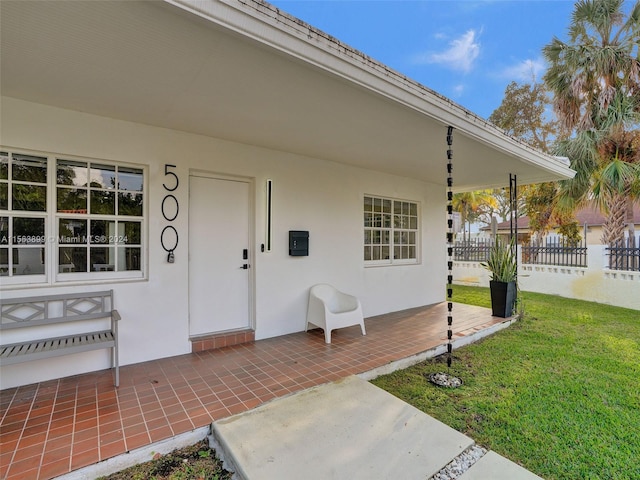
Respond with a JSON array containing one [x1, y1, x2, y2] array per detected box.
[[306, 284, 366, 344]]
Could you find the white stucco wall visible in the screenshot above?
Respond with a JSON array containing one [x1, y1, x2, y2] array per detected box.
[[453, 246, 640, 311], [0, 97, 446, 388]]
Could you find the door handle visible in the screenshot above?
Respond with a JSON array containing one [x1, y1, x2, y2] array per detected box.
[[240, 264, 250, 270]]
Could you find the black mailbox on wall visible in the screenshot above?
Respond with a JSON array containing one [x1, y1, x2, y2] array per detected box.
[[289, 230, 309, 256]]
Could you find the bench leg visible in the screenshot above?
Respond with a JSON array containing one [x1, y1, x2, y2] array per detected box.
[[113, 345, 119, 388]]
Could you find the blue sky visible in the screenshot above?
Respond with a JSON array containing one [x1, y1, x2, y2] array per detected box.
[[268, 0, 581, 119]]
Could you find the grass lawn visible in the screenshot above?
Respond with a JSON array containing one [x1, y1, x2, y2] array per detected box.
[[372, 286, 640, 480]]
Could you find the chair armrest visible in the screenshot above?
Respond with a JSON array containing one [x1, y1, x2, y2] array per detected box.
[[334, 291, 359, 312]]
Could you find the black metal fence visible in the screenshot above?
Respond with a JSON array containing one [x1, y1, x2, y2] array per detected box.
[[521, 238, 588, 267], [453, 239, 493, 262], [606, 237, 640, 271], [454, 235, 640, 271]]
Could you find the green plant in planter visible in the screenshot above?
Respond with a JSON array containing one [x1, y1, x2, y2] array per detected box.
[[482, 237, 517, 282], [482, 237, 517, 317]]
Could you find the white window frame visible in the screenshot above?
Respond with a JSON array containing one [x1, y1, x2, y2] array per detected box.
[[364, 194, 420, 267], [0, 147, 147, 287]]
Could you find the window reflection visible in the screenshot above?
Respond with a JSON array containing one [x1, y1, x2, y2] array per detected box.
[[118, 192, 143, 216], [57, 187, 88, 213], [13, 217, 45, 244], [121, 247, 141, 271], [57, 160, 88, 187], [12, 184, 47, 211], [0, 248, 8, 276], [90, 164, 117, 189], [90, 190, 115, 215], [59, 219, 87, 244], [90, 247, 115, 271], [59, 247, 86, 273], [90, 220, 113, 244], [122, 222, 141, 244], [0, 153, 7, 211], [12, 155, 47, 183], [0, 216, 8, 244], [0, 152, 8, 180], [118, 167, 143, 191], [14, 247, 45, 275], [0, 184, 7, 210]]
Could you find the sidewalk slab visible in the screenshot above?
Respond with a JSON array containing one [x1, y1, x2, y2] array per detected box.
[[212, 375, 474, 480], [458, 451, 544, 480]]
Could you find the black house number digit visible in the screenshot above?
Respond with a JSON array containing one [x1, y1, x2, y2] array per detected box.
[[162, 164, 179, 260], [162, 164, 179, 191]]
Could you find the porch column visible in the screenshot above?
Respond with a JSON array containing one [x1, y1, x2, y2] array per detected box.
[[446, 126, 454, 368], [509, 173, 518, 285]]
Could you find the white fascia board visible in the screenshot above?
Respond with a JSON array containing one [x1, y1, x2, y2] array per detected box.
[[168, 0, 575, 181]]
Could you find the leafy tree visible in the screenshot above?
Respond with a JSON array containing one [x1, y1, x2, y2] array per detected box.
[[486, 187, 526, 224], [557, 218, 583, 246], [489, 81, 559, 153], [489, 81, 566, 237], [543, 0, 640, 246], [525, 182, 558, 237]]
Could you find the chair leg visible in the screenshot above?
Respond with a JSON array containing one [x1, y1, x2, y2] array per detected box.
[[360, 323, 366, 336], [324, 328, 332, 344]]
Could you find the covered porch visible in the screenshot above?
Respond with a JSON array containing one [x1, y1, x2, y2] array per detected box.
[[0, 303, 512, 480]]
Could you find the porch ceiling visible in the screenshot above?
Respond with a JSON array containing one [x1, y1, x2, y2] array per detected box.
[[0, 0, 574, 191]]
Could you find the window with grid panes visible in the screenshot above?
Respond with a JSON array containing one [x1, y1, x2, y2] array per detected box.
[[364, 195, 419, 265], [0, 149, 145, 284], [56, 159, 143, 276], [0, 152, 48, 279]]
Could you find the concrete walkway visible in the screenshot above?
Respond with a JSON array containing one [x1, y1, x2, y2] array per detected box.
[[211, 376, 542, 480]]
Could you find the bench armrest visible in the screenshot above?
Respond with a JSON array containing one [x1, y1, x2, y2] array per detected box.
[[111, 309, 122, 321]]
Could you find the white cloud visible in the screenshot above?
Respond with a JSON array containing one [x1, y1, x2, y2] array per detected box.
[[452, 84, 465, 97], [414, 29, 481, 73], [498, 58, 546, 83]]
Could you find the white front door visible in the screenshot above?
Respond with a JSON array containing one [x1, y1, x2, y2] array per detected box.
[[189, 174, 251, 336]]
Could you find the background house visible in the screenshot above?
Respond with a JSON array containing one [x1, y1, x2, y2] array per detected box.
[[0, 0, 573, 389]]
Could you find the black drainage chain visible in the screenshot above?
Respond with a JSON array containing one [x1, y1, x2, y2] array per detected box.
[[446, 126, 454, 369]]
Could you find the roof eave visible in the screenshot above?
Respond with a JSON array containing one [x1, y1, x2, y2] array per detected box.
[[168, 0, 576, 184]]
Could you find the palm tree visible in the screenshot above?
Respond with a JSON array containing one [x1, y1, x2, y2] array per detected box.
[[452, 190, 497, 243], [543, 0, 640, 246]]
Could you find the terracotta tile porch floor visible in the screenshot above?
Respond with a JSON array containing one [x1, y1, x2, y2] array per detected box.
[[0, 302, 509, 480]]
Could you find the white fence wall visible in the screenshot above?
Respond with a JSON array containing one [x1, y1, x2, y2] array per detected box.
[[454, 246, 640, 311]]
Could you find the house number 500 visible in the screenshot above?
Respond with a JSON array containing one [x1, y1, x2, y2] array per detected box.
[[161, 164, 179, 262]]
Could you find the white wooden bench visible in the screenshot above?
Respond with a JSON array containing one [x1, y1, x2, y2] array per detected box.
[[0, 290, 121, 386]]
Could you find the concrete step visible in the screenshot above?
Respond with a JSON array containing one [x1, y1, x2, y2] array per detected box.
[[212, 375, 474, 479]]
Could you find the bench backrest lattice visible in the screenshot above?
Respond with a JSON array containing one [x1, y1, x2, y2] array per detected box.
[[1, 291, 114, 330]]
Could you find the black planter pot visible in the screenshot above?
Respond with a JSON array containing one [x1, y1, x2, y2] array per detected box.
[[490, 280, 517, 318]]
